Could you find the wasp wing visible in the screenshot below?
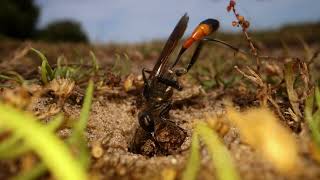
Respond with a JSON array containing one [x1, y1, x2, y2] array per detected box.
[[150, 14, 189, 78]]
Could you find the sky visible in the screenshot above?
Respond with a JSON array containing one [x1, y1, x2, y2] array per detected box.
[[35, 0, 320, 43]]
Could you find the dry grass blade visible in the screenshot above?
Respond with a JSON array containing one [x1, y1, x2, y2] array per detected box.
[[234, 65, 268, 105], [307, 50, 320, 66], [234, 66, 264, 87], [284, 61, 302, 119]]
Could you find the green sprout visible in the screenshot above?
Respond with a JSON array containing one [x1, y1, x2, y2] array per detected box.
[[31, 48, 54, 84], [90, 51, 100, 73], [31, 48, 100, 84], [112, 53, 131, 76]]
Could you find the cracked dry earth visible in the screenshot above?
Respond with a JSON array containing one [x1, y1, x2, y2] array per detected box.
[[35, 86, 320, 180]]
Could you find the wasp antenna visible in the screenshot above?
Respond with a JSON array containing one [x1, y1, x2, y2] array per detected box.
[[204, 38, 244, 53]]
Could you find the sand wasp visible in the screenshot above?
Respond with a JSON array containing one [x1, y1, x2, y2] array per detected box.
[[130, 14, 237, 156]]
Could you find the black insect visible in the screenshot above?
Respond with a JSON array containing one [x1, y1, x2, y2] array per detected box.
[[130, 14, 235, 156]]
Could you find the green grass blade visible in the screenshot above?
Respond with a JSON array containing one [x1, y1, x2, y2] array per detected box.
[[90, 51, 99, 72], [11, 162, 47, 180], [70, 80, 94, 169], [72, 80, 94, 139], [111, 53, 121, 75], [182, 131, 200, 180], [315, 87, 320, 108], [0, 114, 64, 159], [57, 55, 64, 69], [122, 53, 132, 76], [0, 103, 87, 180], [6, 71, 25, 84], [0, 144, 30, 159], [0, 72, 25, 85], [47, 114, 64, 131], [305, 89, 320, 148], [31, 48, 54, 83], [41, 60, 49, 84], [0, 134, 22, 155], [0, 74, 15, 81], [196, 122, 239, 180]]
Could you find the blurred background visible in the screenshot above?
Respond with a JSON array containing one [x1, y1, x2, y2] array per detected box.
[[0, 0, 319, 45]]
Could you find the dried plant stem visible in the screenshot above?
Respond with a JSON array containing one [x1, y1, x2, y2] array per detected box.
[[234, 66, 285, 120]]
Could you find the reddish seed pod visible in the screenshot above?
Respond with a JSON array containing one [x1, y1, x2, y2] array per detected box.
[[227, 5, 232, 12], [230, 0, 236, 7], [237, 15, 245, 22], [232, 21, 238, 27], [243, 20, 250, 29]]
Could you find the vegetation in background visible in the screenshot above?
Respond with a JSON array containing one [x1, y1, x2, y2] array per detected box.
[[112, 53, 132, 76], [31, 48, 99, 84], [38, 20, 88, 43], [0, 0, 88, 42], [0, 0, 39, 39]]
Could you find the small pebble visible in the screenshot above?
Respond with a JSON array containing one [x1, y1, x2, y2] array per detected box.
[[91, 141, 104, 158], [170, 158, 177, 165]]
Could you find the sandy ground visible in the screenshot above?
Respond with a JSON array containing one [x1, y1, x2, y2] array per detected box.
[[1, 41, 320, 179], [43, 90, 320, 180]]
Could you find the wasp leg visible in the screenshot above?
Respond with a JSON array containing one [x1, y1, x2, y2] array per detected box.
[[142, 68, 153, 98], [157, 76, 183, 91], [129, 126, 158, 156], [159, 102, 172, 120], [171, 40, 205, 78], [142, 68, 152, 84], [186, 40, 205, 72], [154, 117, 187, 155]]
